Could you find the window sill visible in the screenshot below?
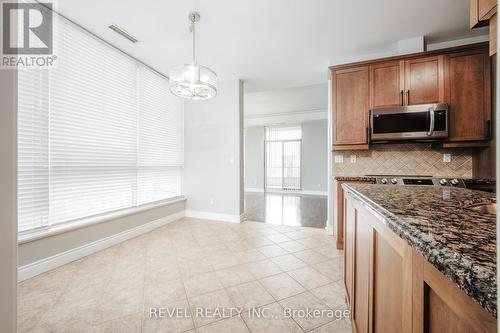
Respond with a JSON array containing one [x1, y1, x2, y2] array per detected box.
[[18, 196, 187, 245]]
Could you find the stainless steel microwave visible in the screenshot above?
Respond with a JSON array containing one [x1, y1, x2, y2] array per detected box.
[[369, 103, 448, 142]]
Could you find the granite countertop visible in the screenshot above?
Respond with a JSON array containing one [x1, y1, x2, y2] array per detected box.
[[342, 183, 497, 317]]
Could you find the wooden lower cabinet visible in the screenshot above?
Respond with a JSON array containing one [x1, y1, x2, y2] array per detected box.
[[335, 179, 376, 250], [343, 191, 496, 333]]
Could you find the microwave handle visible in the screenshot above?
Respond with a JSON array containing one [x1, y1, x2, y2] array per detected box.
[[427, 107, 435, 136]]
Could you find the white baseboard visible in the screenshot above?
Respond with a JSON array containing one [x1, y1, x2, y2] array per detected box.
[[185, 210, 244, 223], [18, 211, 185, 282], [325, 223, 334, 236], [244, 188, 264, 193]]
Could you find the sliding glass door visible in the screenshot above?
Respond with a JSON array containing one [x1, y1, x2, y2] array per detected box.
[[265, 126, 302, 190]]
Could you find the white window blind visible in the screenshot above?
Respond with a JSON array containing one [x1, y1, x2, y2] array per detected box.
[[138, 67, 183, 205], [17, 14, 183, 232]]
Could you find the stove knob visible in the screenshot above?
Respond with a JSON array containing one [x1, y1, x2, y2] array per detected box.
[[450, 179, 459, 186], [439, 179, 448, 186], [380, 178, 388, 184], [391, 178, 398, 185]]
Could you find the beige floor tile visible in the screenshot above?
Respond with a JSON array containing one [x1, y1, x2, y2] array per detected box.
[[145, 263, 182, 285], [267, 234, 293, 243], [296, 237, 327, 249], [270, 254, 307, 271], [259, 273, 306, 300], [245, 260, 283, 279], [34, 297, 97, 333], [94, 286, 144, 323], [144, 279, 187, 308], [197, 315, 250, 333], [257, 245, 288, 258], [188, 289, 236, 327], [208, 252, 241, 270], [227, 281, 275, 310], [314, 246, 343, 260], [246, 237, 274, 247], [90, 313, 142, 333], [215, 265, 255, 288], [279, 292, 333, 331], [178, 258, 213, 277], [309, 319, 353, 333], [309, 282, 347, 309], [18, 290, 60, 332], [242, 302, 303, 333], [278, 240, 308, 253], [293, 249, 330, 265], [312, 259, 343, 281], [288, 266, 332, 290], [183, 272, 224, 298], [143, 299, 194, 333], [283, 230, 309, 240], [238, 248, 267, 263]]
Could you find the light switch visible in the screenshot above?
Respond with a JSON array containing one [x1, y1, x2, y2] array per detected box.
[[334, 155, 344, 164], [443, 153, 451, 163], [350, 155, 357, 163]]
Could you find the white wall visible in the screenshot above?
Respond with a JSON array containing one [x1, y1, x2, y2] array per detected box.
[[244, 126, 265, 190], [0, 68, 17, 332], [302, 121, 328, 192], [244, 84, 327, 127], [184, 79, 244, 222]]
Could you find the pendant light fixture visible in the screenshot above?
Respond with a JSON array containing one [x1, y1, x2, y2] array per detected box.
[[169, 11, 217, 100]]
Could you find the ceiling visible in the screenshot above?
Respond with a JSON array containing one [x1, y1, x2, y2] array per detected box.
[[54, 0, 488, 92]]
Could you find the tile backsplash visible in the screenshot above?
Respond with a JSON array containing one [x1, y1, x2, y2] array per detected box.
[[333, 143, 473, 178]]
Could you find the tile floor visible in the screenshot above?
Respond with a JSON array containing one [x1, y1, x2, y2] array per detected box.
[[245, 192, 328, 229], [18, 218, 352, 333]]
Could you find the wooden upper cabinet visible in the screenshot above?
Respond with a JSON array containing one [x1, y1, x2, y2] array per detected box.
[[445, 49, 491, 142], [404, 56, 445, 105], [470, 0, 497, 28], [369, 61, 404, 108], [331, 66, 369, 149]]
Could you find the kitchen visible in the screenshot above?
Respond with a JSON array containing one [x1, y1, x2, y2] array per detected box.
[[330, 1, 498, 332]]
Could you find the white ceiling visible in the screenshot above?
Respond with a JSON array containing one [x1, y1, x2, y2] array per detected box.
[[54, 0, 488, 92]]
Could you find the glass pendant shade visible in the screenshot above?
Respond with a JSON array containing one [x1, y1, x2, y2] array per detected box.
[[169, 63, 217, 100]]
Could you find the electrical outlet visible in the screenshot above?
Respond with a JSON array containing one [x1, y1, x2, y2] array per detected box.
[[350, 154, 357, 163], [443, 153, 451, 163], [334, 155, 344, 164]]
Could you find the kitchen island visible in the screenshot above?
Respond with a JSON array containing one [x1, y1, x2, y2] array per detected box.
[[342, 183, 496, 333]]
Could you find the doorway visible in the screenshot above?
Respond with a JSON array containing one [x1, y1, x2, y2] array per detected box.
[[265, 125, 302, 191]]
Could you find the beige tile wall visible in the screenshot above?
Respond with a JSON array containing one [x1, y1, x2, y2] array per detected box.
[[332, 143, 473, 178]]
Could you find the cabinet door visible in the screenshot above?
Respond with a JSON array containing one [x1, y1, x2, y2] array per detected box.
[[332, 67, 370, 147], [479, 0, 497, 20], [404, 56, 444, 105], [353, 208, 371, 333], [343, 197, 355, 307], [369, 61, 404, 108], [446, 49, 491, 142], [369, 213, 412, 333]]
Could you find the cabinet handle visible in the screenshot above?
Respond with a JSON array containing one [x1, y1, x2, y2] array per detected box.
[[406, 90, 410, 105], [400, 90, 404, 106]]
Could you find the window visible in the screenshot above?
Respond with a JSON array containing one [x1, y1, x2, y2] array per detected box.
[[17, 14, 183, 232], [265, 126, 301, 190]]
